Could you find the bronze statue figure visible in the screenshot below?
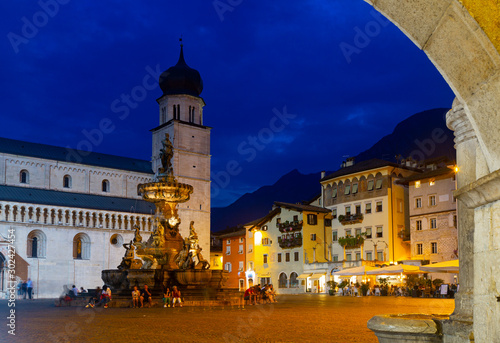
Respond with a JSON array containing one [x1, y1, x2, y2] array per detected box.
[[159, 133, 174, 175]]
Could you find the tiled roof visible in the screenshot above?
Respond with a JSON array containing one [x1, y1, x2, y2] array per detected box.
[[0, 137, 153, 174], [273, 201, 330, 213], [244, 208, 281, 229], [321, 158, 419, 182], [0, 185, 155, 214], [396, 167, 454, 184]]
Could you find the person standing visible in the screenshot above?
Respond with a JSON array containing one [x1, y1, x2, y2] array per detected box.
[[26, 279, 33, 300], [22, 280, 27, 299]]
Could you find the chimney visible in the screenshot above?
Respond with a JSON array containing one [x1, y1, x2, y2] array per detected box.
[[345, 157, 355, 167], [321, 171, 325, 179]]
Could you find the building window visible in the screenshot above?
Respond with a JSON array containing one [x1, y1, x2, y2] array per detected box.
[[355, 228, 362, 236], [377, 251, 384, 261], [365, 227, 372, 239], [293, 215, 299, 222], [366, 251, 372, 261], [332, 255, 338, 262], [279, 272, 288, 288], [376, 226, 383, 238], [416, 220, 422, 231], [263, 254, 268, 264], [310, 233, 316, 241], [332, 188, 337, 198], [224, 262, 232, 273], [325, 218, 332, 227], [307, 214, 317, 225], [365, 203, 372, 214], [238, 245, 244, 254], [345, 229, 351, 237], [332, 231, 338, 241], [226, 246, 231, 255], [262, 238, 271, 245], [431, 242, 438, 254], [20, 170, 29, 184], [367, 180, 374, 191], [345, 253, 351, 261], [102, 180, 110, 192], [429, 180, 435, 186], [397, 199, 403, 213], [376, 201, 383, 212], [249, 261, 254, 270], [294, 251, 299, 261], [239, 279, 245, 291], [415, 181, 421, 188], [332, 208, 337, 219], [27, 230, 46, 258], [285, 252, 290, 262], [415, 198, 422, 208], [277, 253, 282, 262], [429, 195, 436, 206], [248, 244, 253, 253], [355, 205, 361, 214], [375, 179, 383, 189], [227, 239, 231, 245], [289, 272, 299, 288], [63, 175, 72, 188], [416, 243, 423, 255], [239, 237, 244, 243], [345, 206, 351, 216], [238, 261, 244, 271], [430, 218, 437, 229], [355, 252, 361, 260], [352, 183, 358, 194], [344, 184, 351, 195], [73, 233, 90, 260]]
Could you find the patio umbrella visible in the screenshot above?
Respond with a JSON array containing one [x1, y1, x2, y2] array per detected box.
[[420, 260, 459, 273], [366, 264, 423, 275], [332, 265, 378, 276]]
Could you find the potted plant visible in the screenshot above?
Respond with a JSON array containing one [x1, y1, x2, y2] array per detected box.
[[326, 281, 337, 295], [360, 282, 370, 296]]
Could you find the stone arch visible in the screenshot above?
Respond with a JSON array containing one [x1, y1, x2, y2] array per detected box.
[[27, 230, 47, 258], [324, 184, 332, 206], [73, 233, 91, 260], [278, 272, 288, 288]]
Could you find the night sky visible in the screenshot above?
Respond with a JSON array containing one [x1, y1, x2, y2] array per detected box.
[[1, 1, 454, 207]]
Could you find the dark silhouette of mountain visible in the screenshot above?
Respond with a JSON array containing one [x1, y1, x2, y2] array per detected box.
[[355, 108, 454, 162], [211, 169, 324, 231], [211, 108, 455, 232]]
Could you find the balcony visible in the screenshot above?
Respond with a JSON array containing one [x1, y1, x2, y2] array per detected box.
[[278, 235, 302, 249], [338, 234, 365, 249], [278, 220, 303, 233], [338, 213, 364, 225]]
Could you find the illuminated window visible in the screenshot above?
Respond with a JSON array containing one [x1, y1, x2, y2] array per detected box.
[[226, 239, 231, 245], [239, 237, 244, 243], [263, 254, 268, 264], [239, 261, 244, 271], [415, 181, 421, 188], [345, 206, 351, 216], [226, 246, 231, 255], [375, 179, 383, 189], [278, 272, 288, 288], [73, 233, 90, 260], [376, 226, 383, 238], [416, 244, 423, 255], [307, 214, 317, 225], [366, 252, 372, 261], [376, 201, 383, 212], [277, 253, 282, 262], [377, 251, 384, 261], [310, 233, 316, 241]]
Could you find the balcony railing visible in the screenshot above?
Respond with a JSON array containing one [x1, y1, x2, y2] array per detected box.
[[338, 234, 365, 249], [278, 220, 303, 233], [338, 213, 364, 225], [278, 235, 302, 249]]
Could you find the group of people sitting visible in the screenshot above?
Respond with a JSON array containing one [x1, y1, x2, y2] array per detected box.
[[243, 284, 277, 305], [131, 284, 183, 308], [85, 285, 112, 308]]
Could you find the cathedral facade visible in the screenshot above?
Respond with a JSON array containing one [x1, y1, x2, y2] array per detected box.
[[0, 45, 211, 298]]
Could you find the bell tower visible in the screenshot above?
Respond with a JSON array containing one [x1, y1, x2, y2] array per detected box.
[[151, 41, 211, 255]]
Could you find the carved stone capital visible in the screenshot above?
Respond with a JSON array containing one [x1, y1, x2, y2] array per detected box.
[[446, 98, 476, 147]]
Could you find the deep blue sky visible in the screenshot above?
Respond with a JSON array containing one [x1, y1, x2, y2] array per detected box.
[[1, 1, 454, 207]]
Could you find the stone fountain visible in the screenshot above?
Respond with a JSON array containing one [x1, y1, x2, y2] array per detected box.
[[102, 134, 236, 306]]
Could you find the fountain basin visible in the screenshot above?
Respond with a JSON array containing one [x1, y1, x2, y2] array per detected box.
[[102, 269, 130, 291], [367, 313, 449, 343], [175, 269, 213, 286]]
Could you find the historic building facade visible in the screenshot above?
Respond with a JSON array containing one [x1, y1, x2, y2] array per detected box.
[[0, 45, 211, 298], [320, 159, 419, 273]]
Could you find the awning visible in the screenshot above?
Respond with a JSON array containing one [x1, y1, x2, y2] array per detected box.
[[420, 260, 459, 273], [332, 265, 377, 276], [310, 273, 326, 279], [297, 273, 312, 279], [366, 264, 423, 275]]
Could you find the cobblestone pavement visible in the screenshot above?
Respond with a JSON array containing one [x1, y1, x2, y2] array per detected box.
[[2, 295, 454, 343]]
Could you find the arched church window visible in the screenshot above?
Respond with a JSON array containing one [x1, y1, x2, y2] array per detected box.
[[20, 170, 29, 184], [63, 175, 72, 188], [279, 272, 288, 288], [161, 107, 166, 123], [27, 230, 46, 258], [73, 233, 90, 259], [102, 179, 110, 192]]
